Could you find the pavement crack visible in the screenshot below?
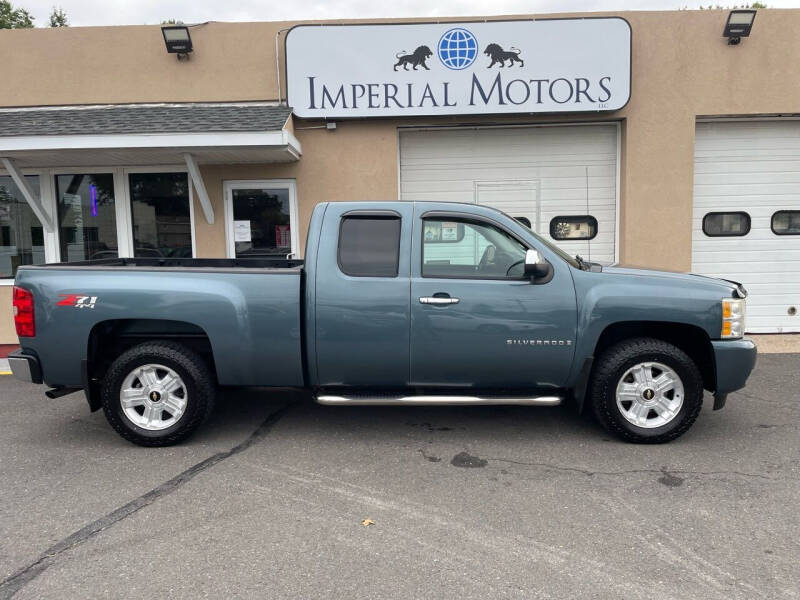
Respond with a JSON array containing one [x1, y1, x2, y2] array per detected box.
[[0, 403, 290, 600], [483, 457, 779, 481]]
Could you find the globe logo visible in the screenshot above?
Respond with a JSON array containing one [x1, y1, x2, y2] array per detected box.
[[438, 28, 478, 70]]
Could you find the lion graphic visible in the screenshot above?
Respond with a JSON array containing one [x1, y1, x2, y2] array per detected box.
[[484, 43, 524, 68], [393, 45, 433, 71]]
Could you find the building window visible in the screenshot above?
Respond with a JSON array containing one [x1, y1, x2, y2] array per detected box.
[[0, 175, 44, 278], [550, 215, 598, 240], [702, 212, 751, 237], [230, 187, 292, 257], [338, 215, 401, 277], [422, 217, 527, 279], [129, 172, 192, 258], [771, 210, 800, 235], [56, 173, 118, 261]]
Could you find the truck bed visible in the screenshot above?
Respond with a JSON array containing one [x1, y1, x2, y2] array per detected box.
[[15, 260, 305, 388], [29, 257, 304, 271]]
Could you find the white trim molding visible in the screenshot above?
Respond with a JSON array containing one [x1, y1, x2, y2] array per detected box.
[[0, 157, 54, 231], [183, 153, 214, 225], [0, 131, 302, 158]]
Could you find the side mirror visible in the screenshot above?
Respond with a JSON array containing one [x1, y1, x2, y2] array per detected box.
[[524, 249, 553, 282]]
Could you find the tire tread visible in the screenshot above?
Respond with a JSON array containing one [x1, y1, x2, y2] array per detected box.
[[101, 341, 215, 447], [590, 337, 703, 444]]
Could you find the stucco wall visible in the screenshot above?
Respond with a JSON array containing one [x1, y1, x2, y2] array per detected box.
[[194, 120, 400, 257]]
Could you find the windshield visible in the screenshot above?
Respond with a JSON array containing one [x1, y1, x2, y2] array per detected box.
[[514, 220, 580, 268]]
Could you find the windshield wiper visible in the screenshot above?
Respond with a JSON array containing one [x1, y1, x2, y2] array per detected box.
[[575, 255, 588, 270]]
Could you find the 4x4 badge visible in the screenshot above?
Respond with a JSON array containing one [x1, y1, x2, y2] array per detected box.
[[57, 294, 98, 309]]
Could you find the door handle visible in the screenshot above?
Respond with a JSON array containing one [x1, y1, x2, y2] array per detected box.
[[419, 296, 460, 305]]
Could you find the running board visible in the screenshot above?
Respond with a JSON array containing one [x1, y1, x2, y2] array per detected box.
[[315, 394, 562, 406]]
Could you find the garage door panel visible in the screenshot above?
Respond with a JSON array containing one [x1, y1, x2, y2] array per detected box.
[[400, 125, 618, 265], [692, 121, 800, 333]]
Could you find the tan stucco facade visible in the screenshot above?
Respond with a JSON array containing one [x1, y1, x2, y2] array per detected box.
[[1, 9, 800, 343]]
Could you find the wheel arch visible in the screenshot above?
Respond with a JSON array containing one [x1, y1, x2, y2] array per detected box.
[[592, 321, 715, 392], [84, 319, 217, 411]]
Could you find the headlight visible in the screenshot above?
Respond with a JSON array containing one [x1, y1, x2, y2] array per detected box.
[[721, 298, 746, 339]]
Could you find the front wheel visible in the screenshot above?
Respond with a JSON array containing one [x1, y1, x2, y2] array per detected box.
[[589, 338, 704, 444], [101, 341, 216, 447]]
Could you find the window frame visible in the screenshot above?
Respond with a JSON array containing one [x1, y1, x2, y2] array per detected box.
[[0, 165, 197, 285], [770, 210, 800, 236], [0, 172, 50, 281], [223, 179, 299, 259], [702, 211, 751, 237], [337, 210, 402, 278], [420, 212, 533, 281], [53, 170, 120, 262], [124, 166, 196, 259], [549, 215, 599, 241]]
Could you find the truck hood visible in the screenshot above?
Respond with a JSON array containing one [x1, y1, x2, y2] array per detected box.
[[602, 264, 746, 296]]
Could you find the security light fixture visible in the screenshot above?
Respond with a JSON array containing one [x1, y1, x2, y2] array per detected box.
[[723, 9, 756, 45], [161, 25, 193, 59]]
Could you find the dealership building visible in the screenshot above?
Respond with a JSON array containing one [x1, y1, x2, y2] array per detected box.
[[1, 9, 799, 345]]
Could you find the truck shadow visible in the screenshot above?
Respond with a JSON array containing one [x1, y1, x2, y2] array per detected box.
[[210, 387, 603, 446]]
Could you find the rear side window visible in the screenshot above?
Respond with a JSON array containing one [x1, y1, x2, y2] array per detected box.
[[702, 212, 750, 237], [338, 215, 401, 277], [550, 215, 598, 240], [771, 210, 800, 235]]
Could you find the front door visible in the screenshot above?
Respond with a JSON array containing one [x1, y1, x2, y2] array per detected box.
[[410, 207, 576, 389], [224, 180, 298, 258]]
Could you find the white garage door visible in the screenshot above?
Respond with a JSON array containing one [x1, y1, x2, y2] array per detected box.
[[399, 124, 619, 264], [693, 120, 800, 333]]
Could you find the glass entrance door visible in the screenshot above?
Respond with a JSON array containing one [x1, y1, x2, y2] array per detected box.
[[224, 180, 298, 258]]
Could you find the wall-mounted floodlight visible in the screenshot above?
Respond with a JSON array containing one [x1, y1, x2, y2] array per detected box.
[[723, 9, 756, 45], [161, 25, 193, 59]]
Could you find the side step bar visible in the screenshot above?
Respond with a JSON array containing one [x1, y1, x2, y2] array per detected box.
[[316, 394, 562, 406]]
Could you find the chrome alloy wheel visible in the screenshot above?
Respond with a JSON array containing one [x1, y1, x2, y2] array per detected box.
[[119, 364, 188, 431], [615, 361, 684, 429]]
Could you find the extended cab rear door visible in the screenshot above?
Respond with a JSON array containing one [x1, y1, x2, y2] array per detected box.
[[409, 204, 577, 389], [313, 203, 413, 387]]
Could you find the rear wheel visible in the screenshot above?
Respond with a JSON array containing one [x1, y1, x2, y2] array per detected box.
[[101, 341, 216, 446], [590, 338, 703, 444]]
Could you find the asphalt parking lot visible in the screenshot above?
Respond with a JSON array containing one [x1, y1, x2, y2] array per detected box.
[[0, 354, 798, 600]]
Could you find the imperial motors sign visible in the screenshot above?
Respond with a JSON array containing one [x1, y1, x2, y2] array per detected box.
[[285, 18, 631, 118]]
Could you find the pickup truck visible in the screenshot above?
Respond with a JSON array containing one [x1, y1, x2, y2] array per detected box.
[[8, 201, 757, 446]]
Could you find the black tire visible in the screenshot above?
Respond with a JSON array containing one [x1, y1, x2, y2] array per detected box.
[[101, 341, 216, 447], [589, 337, 703, 444]]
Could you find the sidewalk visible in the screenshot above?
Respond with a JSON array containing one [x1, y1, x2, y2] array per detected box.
[[749, 334, 800, 354]]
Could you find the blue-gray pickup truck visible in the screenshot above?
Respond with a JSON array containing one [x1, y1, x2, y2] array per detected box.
[[8, 201, 756, 446]]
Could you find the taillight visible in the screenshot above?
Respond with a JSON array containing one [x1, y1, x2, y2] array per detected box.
[[12, 286, 35, 337]]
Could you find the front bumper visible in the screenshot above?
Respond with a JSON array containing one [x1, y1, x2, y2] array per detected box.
[[7, 349, 43, 384], [712, 337, 757, 399]]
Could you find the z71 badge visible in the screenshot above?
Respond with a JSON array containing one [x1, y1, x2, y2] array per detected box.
[[57, 294, 98, 309]]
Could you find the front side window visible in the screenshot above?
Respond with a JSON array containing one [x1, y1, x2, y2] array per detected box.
[[338, 215, 401, 277], [422, 217, 527, 279], [771, 210, 800, 235], [56, 173, 118, 261], [702, 212, 750, 237], [0, 175, 44, 278], [130, 173, 192, 258]]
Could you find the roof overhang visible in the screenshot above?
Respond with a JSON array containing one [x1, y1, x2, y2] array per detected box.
[[0, 130, 302, 168]]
